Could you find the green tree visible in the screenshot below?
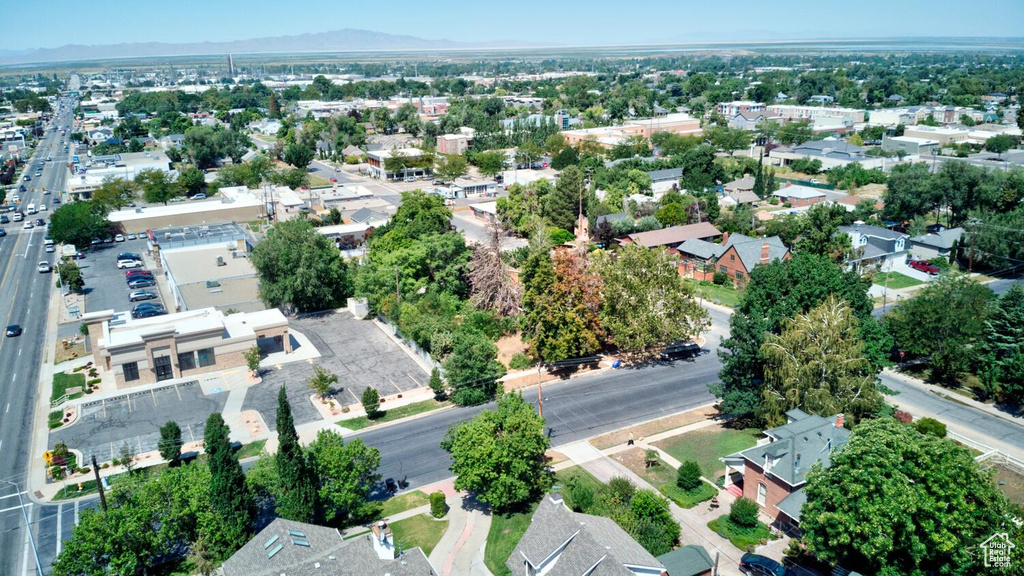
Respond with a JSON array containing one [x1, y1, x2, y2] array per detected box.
[[443, 328, 505, 406], [752, 153, 765, 198], [521, 250, 604, 363], [761, 296, 883, 426], [308, 429, 381, 525], [135, 168, 183, 205], [441, 393, 551, 512], [177, 164, 206, 196], [90, 177, 137, 210], [679, 145, 725, 192], [283, 142, 315, 170], [544, 133, 567, 157], [57, 261, 85, 292], [728, 497, 760, 528], [274, 386, 320, 522], [777, 120, 814, 146], [251, 218, 351, 313], [514, 142, 542, 169], [434, 153, 468, 183], [796, 203, 852, 262], [158, 420, 183, 465], [592, 244, 709, 352], [243, 345, 261, 374], [887, 274, 995, 384], [801, 418, 1015, 575], [429, 367, 446, 399], [544, 165, 588, 230], [307, 365, 338, 399], [985, 133, 1018, 159], [712, 254, 872, 419], [361, 386, 380, 418], [676, 460, 702, 491], [204, 412, 253, 553], [706, 125, 751, 156], [49, 200, 111, 249], [979, 284, 1024, 403], [474, 151, 505, 179]]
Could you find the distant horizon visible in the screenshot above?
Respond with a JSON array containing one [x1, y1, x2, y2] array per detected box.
[[4, 0, 1024, 52]]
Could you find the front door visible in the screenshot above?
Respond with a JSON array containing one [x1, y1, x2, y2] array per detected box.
[[154, 355, 173, 382]]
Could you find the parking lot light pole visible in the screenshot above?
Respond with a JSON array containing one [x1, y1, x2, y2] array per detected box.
[[2, 480, 43, 576]]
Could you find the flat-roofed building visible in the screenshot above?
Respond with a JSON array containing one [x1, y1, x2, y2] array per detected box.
[[108, 187, 264, 233], [561, 113, 702, 149], [67, 151, 172, 201], [364, 147, 429, 180], [903, 125, 969, 146], [162, 243, 263, 313], [82, 307, 291, 388]]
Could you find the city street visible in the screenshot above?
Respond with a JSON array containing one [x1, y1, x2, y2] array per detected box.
[[0, 99, 74, 575]]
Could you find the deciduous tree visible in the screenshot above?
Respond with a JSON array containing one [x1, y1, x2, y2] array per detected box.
[[469, 222, 521, 317], [251, 218, 351, 313], [521, 250, 604, 362], [308, 429, 381, 525]]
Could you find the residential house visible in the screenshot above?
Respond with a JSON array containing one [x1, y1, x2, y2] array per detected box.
[[675, 238, 725, 282], [714, 233, 790, 285], [723, 176, 755, 196], [909, 226, 963, 261], [222, 517, 436, 576], [839, 223, 909, 269], [618, 222, 722, 250], [721, 411, 851, 531], [656, 546, 715, 576], [158, 133, 185, 149], [506, 493, 666, 576], [772, 184, 826, 207], [87, 128, 113, 145], [727, 109, 781, 131]]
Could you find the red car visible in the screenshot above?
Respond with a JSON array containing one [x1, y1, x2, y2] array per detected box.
[[125, 269, 153, 279], [908, 259, 940, 275]]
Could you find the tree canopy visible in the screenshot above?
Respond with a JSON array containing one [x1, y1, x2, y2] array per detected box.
[[252, 218, 352, 313], [49, 200, 112, 249]]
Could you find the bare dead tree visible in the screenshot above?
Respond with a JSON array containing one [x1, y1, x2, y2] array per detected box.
[[469, 221, 522, 317]]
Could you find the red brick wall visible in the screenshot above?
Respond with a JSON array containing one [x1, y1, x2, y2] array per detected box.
[[781, 195, 824, 207], [742, 461, 796, 522], [715, 246, 749, 285]]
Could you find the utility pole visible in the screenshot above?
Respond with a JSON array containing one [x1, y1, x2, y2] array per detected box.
[[537, 363, 543, 419], [3, 480, 42, 576], [92, 455, 107, 511]]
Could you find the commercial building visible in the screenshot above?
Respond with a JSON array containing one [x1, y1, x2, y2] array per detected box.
[[436, 132, 472, 155], [364, 147, 430, 180], [108, 187, 264, 233], [82, 307, 291, 388], [767, 105, 866, 125], [770, 139, 885, 170], [716, 100, 766, 117], [903, 125, 969, 146], [561, 112, 702, 149], [67, 150, 172, 201], [162, 243, 263, 313], [882, 134, 939, 156]]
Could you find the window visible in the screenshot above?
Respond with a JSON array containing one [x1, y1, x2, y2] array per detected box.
[[730, 254, 736, 261], [123, 362, 139, 382], [197, 348, 216, 368], [736, 271, 745, 279], [153, 355, 174, 382], [719, 266, 728, 274], [178, 351, 196, 371], [757, 482, 767, 506]]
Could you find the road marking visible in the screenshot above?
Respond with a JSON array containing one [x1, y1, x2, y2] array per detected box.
[[11, 373, 16, 382], [406, 373, 422, 387], [18, 349, 21, 356], [22, 518, 29, 576], [5, 403, 9, 413], [0, 440, 3, 453], [56, 503, 63, 555], [151, 388, 157, 406], [385, 377, 402, 394], [0, 491, 26, 501], [74, 500, 79, 525]]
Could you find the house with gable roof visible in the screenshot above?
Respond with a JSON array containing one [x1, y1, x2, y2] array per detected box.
[[721, 411, 851, 532]]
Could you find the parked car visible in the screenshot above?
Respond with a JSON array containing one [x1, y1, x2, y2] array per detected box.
[[659, 340, 701, 361], [132, 307, 166, 319], [5, 324, 22, 337], [37, 261, 51, 273], [117, 258, 143, 269], [129, 290, 158, 302], [0, 229, 7, 237], [908, 259, 940, 275], [0, 215, 8, 224], [39, 204, 47, 211], [115, 234, 125, 242], [45, 244, 55, 253], [191, 193, 206, 200], [127, 277, 156, 289], [125, 269, 153, 278], [127, 233, 137, 241], [739, 553, 795, 576]]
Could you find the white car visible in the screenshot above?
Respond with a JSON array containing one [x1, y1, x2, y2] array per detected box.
[[45, 244, 55, 253], [127, 233, 137, 241], [37, 261, 51, 273], [23, 222, 34, 230], [116, 258, 143, 269], [39, 204, 47, 211], [115, 234, 125, 242]]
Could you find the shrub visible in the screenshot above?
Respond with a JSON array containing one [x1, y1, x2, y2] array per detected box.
[[676, 460, 703, 491], [566, 477, 595, 512], [915, 417, 947, 438], [87, 378, 101, 385], [607, 476, 636, 504], [101, 463, 109, 469], [362, 386, 381, 419], [429, 491, 447, 518], [894, 409, 914, 424], [508, 352, 533, 371], [549, 228, 575, 245], [729, 497, 760, 528], [712, 272, 729, 285]]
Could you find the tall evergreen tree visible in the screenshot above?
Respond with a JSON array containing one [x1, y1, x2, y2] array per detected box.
[[204, 412, 252, 556], [752, 152, 765, 199], [274, 386, 320, 523]]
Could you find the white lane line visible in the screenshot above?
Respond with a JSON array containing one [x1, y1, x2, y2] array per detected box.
[[0, 491, 26, 501], [74, 500, 80, 525], [5, 403, 9, 413], [11, 373, 16, 382], [18, 349, 21, 356], [22, 521, 29, 576], [56, 503, 63, 555], [0, 440, 3, 453]]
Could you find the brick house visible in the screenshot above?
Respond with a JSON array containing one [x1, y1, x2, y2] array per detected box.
[[618, 222, 722, 250], [721, 410, 851, 532], [714, 233, 790, 285]]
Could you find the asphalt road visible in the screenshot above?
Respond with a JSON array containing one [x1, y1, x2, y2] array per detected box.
[[0, 97, 75, 575]]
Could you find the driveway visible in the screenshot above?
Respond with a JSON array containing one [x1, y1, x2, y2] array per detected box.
[[241, 311, 429, 430], [50, 381, 227, 464]]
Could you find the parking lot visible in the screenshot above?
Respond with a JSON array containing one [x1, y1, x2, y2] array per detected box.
[[50, 381, 226, 465], [243, 311, 429, 430], [76, 237, 167, 315]]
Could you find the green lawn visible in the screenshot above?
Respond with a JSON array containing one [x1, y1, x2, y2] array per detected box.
[[654, 426, 763, 481], [49, 410, 65, 430], [693, 281, 743, 308], [54, 479, 99, 500], [389, 513, 449, 556], [51, 372, 86, 404], [707, 516, 774, 550], [660, 482, 718, 509], [339, 399, 449, 431], [380, 490, 430, 518], [486, 500, 539, 576], [872, 271, 922, 289], [554, 466, 604, 507], [234, 439, 266, 460]]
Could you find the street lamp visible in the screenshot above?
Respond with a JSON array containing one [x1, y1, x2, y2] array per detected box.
[[2, 480, 43, 576]]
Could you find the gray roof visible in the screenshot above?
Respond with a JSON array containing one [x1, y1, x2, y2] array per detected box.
[[507, 494, 664, 576], [349, 207, 389, 224], [775, 490, 808, 522], [786, 140, 869, 161], [729, 191, 761, 205], [729, 412, 850, 488], [910, 227, 963, 250], [647, 167, 683, 183], [657, 545, 715, 576], [839, 224, 908, 242], [677, 238, 724, 261], [221, 518, 436, 576], [723, 176, 756, 192], [720, 233, 789, 273]]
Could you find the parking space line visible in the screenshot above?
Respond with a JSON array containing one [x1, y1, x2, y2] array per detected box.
[[174, 383, 182, 401], [187, 424, 195, 443], [347, 388, 360, 405], [151, 388, 157, 406], [406, 373, 422, 387], [385, 378, 402, 394]]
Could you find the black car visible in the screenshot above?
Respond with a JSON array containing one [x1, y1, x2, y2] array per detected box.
[[132, 308, 166, 319], [34, 218, 45, 226], [118, 252, 142, 261], [739, 553, 794, 576], [659, 340, 701, 361], [5, 324, 22, 337]]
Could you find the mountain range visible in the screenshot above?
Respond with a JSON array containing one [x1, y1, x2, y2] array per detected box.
[[0, 28, 542, 66]]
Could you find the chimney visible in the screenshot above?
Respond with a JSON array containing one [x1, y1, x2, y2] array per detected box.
[[794, 453, 802, 475], [760, 242, 770, 264], [721, 231, 729, 246], [835, 414, 844, 429]]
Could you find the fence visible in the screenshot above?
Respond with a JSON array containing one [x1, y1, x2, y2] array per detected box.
[[374, 315, 441, 371]]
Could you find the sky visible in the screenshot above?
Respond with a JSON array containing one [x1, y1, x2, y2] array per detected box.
[[2, 0, 1024, 51]]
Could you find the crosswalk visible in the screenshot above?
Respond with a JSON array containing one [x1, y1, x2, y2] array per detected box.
[[0, 495, 95, 575]]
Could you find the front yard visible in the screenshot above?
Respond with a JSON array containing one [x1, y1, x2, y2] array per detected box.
[[872, 271, 923, 289], [707, 515, 775, 550], [653, 424, 763, 482], [388, 513, 448, 556], [688, 280, 743, 309], [485, 501, 539, 576], [51, 372, 86, 404], [611, 448, 717, 508]]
